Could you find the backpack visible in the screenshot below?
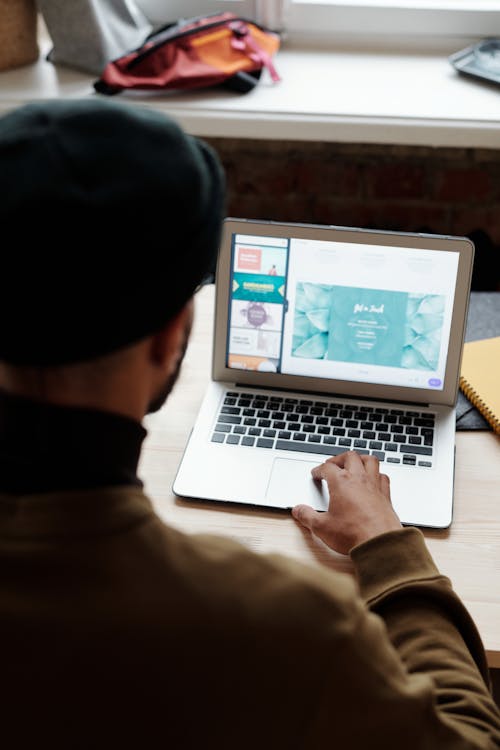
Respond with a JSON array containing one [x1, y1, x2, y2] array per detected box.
[[94, 11, 281, 95]]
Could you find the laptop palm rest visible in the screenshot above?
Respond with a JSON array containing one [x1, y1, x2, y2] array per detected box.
[[266, 458, 329, 511]]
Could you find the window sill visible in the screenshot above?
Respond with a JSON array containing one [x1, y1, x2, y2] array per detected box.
[[1, 35, 499, 149]]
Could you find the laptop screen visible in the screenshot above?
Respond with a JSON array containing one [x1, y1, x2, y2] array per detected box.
[[226, 231, 459, 393]]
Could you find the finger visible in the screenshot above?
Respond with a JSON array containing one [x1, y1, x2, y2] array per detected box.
[[311, 458, 342, 482], [292, 503, 323, 533], [360, 454, 380, 479], [319, 450, 360, 473], [379, 473, 391, 500], [336, 450, 365, 475]]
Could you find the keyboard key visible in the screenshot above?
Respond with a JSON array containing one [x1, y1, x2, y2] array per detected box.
[[384, 443, 398, 452], [221, 406, 240, 415], [323, 436, 337, 445], [248, 427, 261, 436], [354, 439, 367, 448], [258, 419, 271, 427], [338, 438, 352, 447], [263, 429, 276, 438], [242, 408, 255, 416], [378, 432, 391, 442], [276, 440, 347, 456], [257, 410, 270, 418], [347, 429, 361, 438], [257, 438, 274, 449], [415, 417, 434, 427], [219, 415, 242, 425], [211, 433, 225, 443], [308, 435, 322, 443], [273, 421, 286, 430], [363, 431, 376, 440], [233, 426, 246, 435], [371, 451, 385, 461], [215, 423, 231, 433], [406, 426, 418, 435], [224, 397, 237, 405], [402, 455, 416, 465], [318, 426, 330, 435], [332, 427, 346, 436], [408, 436, 422, 444], [394, 435, 406, 443], [293, 432, 307, 441], [369, 440, 383, 450], [278, 430, 291, 439], [227, 435, 240, 445], [243, 417, 256, 426], [418, 461, 432, 467], [398, 444, 432, 455], [390, 425, 404, 433], [241, 436, 255, 447], [387, 456, 400, 463], [303, 424, 316, 433]]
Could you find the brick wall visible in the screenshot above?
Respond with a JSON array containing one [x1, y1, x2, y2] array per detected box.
[[205, 138, 500, 290]]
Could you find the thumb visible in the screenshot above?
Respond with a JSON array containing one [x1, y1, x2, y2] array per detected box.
[[292, 504, 321, 533]]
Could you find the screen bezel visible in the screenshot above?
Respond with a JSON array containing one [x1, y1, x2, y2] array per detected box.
[[212, 218, 474, 407]]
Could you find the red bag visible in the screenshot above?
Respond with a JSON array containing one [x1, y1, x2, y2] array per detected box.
[[94, 11, 281, 96]]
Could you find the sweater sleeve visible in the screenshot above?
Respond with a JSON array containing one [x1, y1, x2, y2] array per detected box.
[[348, 527, 500, 749]]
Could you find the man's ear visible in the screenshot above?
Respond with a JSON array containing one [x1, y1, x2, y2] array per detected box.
[[149, 301, 193, 371]]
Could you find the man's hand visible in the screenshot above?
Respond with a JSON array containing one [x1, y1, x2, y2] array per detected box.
[[292, 451, 402, 555]]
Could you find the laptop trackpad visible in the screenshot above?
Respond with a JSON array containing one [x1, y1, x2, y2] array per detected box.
[[266, 458, 329, 511]]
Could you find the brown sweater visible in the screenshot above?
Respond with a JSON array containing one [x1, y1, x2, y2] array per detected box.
[[0, 486, 499, 750], [0, 392, 498, 748]]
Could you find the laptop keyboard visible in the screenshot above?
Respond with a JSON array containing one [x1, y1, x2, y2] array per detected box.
[[211, 390, 434, 468]]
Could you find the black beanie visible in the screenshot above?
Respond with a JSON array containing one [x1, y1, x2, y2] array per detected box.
[[0, 98, 225, 365]]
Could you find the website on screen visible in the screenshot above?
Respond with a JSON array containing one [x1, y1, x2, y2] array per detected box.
[[226, 232, 459, 391]]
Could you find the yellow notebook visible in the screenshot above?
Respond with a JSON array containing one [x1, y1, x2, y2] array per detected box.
[[459, 336, 500, 435]]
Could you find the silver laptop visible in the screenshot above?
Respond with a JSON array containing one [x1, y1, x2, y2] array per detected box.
[[174, 218, 474, 528]]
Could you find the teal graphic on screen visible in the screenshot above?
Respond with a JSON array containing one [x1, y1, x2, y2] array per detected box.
[[292, 283, 445, 371], [232, 272, 285, 304]]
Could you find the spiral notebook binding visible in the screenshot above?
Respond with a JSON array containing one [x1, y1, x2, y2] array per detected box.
[[459, 375, 500, 434]]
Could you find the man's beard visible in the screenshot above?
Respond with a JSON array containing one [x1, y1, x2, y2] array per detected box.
[[147, 316, 191, 414]]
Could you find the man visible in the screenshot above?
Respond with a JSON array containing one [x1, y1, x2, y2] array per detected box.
[[0, 99, 498, 749]]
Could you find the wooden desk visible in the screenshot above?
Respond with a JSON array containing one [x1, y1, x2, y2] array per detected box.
[[140, 285, 500, 667]]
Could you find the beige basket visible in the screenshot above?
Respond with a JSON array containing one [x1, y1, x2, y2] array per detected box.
[[0, 0, 39, 72]]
